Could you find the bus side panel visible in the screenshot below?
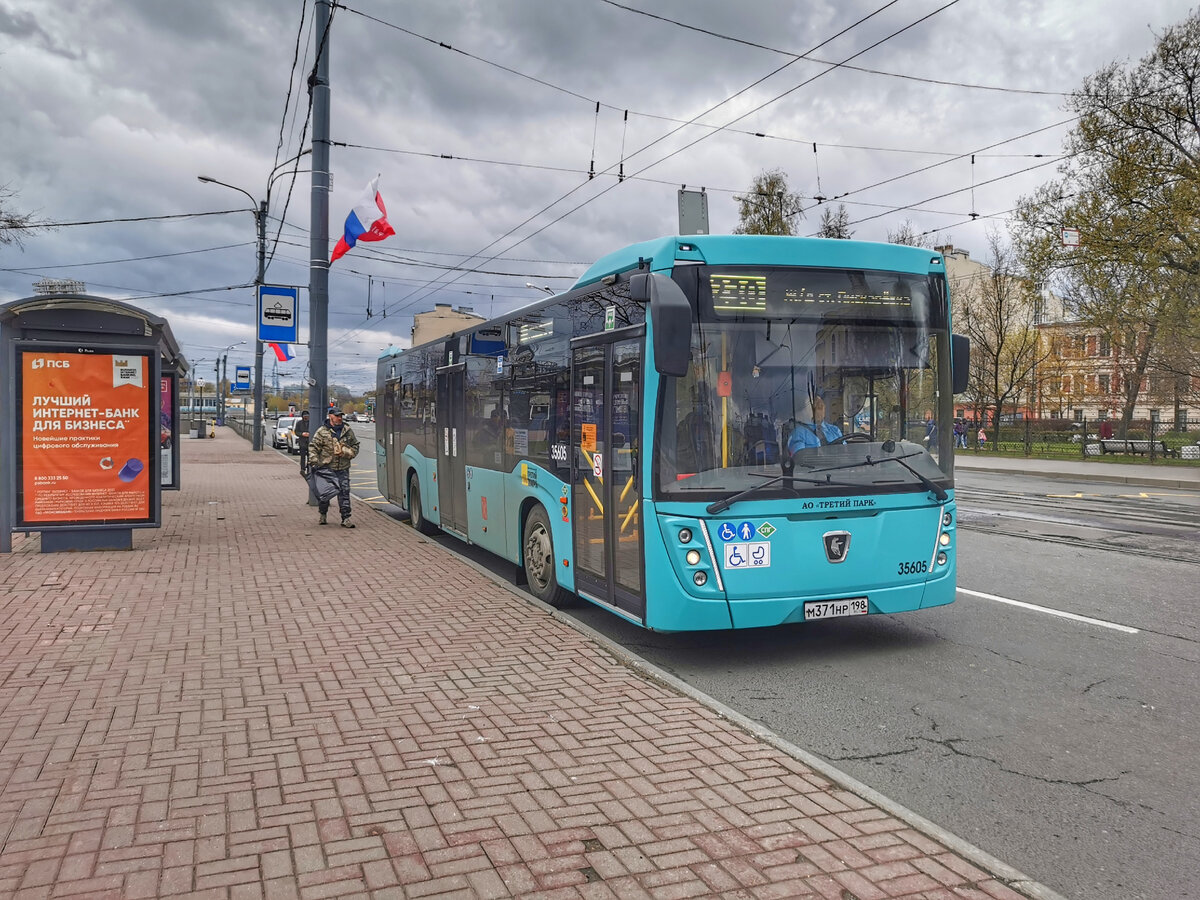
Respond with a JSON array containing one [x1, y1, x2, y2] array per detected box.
[[502, 464, 576, 592], [465, 467, 509, 559], [401, 447, 442, 526]]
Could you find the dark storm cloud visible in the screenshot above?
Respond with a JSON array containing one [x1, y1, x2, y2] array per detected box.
[[2, 0, 1197, 389]]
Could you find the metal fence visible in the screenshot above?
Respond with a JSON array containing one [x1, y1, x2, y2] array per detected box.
[[955, 416, 1200, 463]]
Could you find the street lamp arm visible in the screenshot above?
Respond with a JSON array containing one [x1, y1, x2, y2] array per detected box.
[[198, 175, 257, 208]]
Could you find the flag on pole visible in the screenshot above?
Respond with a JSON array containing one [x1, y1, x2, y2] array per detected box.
[[268, 342, 295, 362], [330, 175, 395, 262]]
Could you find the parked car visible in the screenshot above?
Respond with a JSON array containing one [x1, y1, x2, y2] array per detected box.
[[273, 416, 301, 452]]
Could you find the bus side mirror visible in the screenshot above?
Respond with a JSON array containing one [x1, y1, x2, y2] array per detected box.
[[951, 333, 970, 394], [632, 272, 692, 377]]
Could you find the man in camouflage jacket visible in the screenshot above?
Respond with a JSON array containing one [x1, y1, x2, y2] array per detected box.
[[309, 409, 360, 527]]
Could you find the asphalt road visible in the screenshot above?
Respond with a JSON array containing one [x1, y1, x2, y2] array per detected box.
[[285, 428, 1200, 900]]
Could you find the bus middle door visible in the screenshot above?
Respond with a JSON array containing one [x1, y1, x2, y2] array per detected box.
[[435, 362, 467, 535]]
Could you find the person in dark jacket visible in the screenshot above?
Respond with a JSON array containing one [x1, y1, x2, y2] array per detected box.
[[308, 409, 360, 527], [293, 410, 312, 476]]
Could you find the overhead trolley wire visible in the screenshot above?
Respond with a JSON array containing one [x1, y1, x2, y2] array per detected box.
[[597, 0, 1068, 97], [339, 0, 909, 334]]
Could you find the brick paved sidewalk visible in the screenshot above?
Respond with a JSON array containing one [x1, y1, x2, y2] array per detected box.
[[0, 429, 1046, 899]]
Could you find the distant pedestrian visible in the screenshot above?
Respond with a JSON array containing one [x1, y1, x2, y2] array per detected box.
[[308, 409, 360, 527], [293, 410, 311, 476], [977, 427, 987, 449], [954, 419, 967, 448], [1099, 419, 1114, 440]]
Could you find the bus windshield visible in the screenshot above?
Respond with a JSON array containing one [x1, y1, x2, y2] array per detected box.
[[657, 265, 950, 500]]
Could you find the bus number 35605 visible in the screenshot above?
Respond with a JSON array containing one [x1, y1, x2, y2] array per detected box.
[[897, 560, 929, 575]]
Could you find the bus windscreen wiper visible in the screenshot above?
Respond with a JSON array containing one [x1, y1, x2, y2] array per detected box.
[[798, 448, 947, 501], [705, 471, 857, 514]]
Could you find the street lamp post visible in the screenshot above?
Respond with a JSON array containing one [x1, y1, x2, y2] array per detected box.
[[216, 341, 245, 425], [200, 157, 312, 449], [199, 177, 269, 448]]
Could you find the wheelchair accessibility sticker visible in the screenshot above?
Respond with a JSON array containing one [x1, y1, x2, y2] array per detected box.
[[724, 541, 771, 569], [717, 521, 758, 542]]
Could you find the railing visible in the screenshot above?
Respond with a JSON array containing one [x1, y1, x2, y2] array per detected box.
[[954, 417, 1200, 463]]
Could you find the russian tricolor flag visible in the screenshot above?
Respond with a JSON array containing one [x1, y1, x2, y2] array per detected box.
[[331, 175, 395, 262], [268, 342, 295, 362]]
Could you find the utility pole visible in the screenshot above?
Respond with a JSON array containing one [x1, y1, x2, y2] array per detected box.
[[220, 355, 228, 423], [309, 0, 332, 427], [251, 200, 267, 448]]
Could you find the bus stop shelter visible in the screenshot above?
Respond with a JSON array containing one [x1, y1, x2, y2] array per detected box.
[[0, 293, 189, 553]]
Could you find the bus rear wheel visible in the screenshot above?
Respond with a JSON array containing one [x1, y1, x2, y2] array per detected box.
[[408, 475, 437, 535], [523, 506, 571, 608]]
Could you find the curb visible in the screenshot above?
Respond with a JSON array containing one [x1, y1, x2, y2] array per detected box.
[[371, 501, 1073, 900], [958, 462, 1198, 490]]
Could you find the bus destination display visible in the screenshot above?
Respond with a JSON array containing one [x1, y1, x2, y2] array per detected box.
[[710, 269, 918, 318]]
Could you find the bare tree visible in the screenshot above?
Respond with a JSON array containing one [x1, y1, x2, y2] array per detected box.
[[953, 231, 1049, 436], [887, 219, 935, 248], [1, 184, 47, 249], [816, 204, 852, 239]]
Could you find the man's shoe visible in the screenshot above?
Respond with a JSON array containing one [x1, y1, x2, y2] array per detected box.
[[340, 518, 355, 528], [318, 513, 327, 525]]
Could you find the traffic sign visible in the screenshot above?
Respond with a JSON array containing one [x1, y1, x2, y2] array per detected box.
[[258, 285, 299, 343]]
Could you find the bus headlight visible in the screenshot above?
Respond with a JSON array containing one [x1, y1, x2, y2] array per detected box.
[[678, 527, 693, 543], [693, 571, 708, 586], [685, 549, 702, 565], [937, 552, 948, 566], [939, 532, 951, 546], [942, 511, 952, 526]]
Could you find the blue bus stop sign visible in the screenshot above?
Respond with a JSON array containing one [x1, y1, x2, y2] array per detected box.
[[257, 285, 299, 343]]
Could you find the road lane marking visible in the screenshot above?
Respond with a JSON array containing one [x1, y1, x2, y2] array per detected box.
[[957, 588, 1140, 634]]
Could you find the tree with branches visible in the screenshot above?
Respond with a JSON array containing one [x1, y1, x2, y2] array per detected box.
[[816, 203, 852, 239], [1014, 10, 1200, 426], [1, 184, 45, 249], [733, 168, 804, 236], [953, 231, 1049, 437]]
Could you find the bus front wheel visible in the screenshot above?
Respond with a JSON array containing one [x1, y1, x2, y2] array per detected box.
[[523, 506, 571, 608], [408, 475, 437, 535]]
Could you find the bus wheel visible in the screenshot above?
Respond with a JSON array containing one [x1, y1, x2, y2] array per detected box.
[[523, 506, 571, 608], [408, 475, 437, 535]]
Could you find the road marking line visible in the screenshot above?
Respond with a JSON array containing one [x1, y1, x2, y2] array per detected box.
[[957, 588, 1140, 634]]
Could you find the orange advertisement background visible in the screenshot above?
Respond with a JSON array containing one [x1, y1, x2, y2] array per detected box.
[[20, 351, 153, 525]]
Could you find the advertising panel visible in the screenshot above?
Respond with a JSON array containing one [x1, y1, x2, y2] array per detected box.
[[160, 373, 179, 489], [18, 348, 156, 526]]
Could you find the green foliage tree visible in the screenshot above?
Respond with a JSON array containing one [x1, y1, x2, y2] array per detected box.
[[816, 203, 852, 239], [1014, 10, 1200, 423], [733, 168, 804, 235]]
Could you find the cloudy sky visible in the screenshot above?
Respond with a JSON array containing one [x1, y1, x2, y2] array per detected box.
[[1, 0, 1194, 392]]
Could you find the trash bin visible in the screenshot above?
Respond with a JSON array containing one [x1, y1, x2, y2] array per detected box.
[[191, 419, 207, 438]]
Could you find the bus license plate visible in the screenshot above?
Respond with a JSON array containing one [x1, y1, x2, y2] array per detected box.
[[803, 598, 869, 620]]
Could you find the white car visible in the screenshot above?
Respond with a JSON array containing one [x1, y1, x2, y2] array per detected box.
[[273, 416, 301, 452]]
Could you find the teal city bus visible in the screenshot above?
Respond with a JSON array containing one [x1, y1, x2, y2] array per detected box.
[[376, 235, 969, 631]]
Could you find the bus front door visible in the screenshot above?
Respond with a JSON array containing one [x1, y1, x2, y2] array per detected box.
[[571, 329, 645, 620], [436, 363, 467, 534]]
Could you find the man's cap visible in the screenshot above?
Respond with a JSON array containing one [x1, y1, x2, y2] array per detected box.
[[329, 409, 343, 417], [299, 410, 309, 417]]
